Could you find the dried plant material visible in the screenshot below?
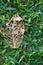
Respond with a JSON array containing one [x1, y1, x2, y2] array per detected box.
[[6, 14, 25, 48], [13, 15, 23, 21]]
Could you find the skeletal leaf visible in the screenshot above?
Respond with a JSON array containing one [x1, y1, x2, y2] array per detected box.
[[6, 14, 25, 48]]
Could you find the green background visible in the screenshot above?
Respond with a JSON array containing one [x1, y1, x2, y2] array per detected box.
[[0, 0, 43, 65]]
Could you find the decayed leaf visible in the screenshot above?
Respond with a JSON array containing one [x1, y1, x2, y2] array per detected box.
[[6, 14, 25, 48]]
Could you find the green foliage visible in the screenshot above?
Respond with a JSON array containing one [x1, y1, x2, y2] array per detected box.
[[0, 0, 43, 65]]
